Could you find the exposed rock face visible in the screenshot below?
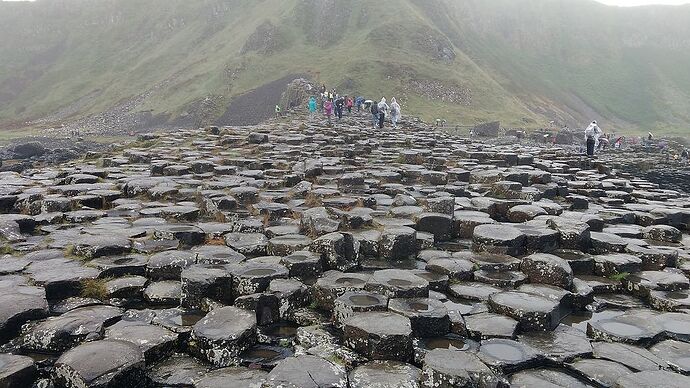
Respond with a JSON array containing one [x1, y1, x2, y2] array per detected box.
[[0, 114, 689, 386], [241, 21, 285, 55], [473, 121, 501, 137]]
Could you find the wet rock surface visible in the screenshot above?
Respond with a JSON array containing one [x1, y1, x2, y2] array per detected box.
[[0, 118, 689, 385]]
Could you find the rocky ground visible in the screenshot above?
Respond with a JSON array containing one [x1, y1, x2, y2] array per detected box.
[[0, 137, 115, 174], [1, 112, 690, 388]]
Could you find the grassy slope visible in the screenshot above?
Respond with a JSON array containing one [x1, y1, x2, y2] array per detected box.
[[0, 0, 689, 136]]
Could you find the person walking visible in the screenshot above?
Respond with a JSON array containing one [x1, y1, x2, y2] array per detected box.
[[324, 99, 334, 124], [308, 96, 317, 120], [584, 120, 601, 157], [275, 104, 282, 119], [335, 96, 345, 120], [346, 96, 353, 114], [390, 98, 401, 129], [355, 96, 364, 112], [377, 97, 389, 129], [370, 100, 379, 128]]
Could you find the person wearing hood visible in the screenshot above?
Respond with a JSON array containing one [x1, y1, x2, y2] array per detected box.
[[377, 97, 389, 129], [335, 96, 345, 120], [308, 96, 317, 120], [324, 99, 334, 124], [584, 120, 602, 157], [390, 98, 401, 129]]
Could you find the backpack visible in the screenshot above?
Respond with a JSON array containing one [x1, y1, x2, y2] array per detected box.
[[371, 103, 378, 115]]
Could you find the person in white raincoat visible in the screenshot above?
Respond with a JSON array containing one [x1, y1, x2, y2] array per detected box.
[[584, 120, 602, 156], [377, 97, 389, 129], [390, 98, 401, 129]]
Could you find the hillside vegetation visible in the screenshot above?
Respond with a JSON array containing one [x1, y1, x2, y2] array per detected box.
[[1, 0, 690, 136]]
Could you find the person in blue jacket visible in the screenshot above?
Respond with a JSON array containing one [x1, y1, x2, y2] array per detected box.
[[308, 96, 317, 120]]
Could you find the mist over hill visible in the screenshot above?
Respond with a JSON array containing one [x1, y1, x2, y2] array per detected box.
[[1, 0, 690, 135]]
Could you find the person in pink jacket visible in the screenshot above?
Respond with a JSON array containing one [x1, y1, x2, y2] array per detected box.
[[324, 99, 334, 124]]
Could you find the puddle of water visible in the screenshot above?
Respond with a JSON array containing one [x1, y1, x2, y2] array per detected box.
[[424, 336, 473, 351], [388, 279, 413, 287], [484, 271, 513, 280], [664, 291, 690, 300], [335, 277, 365, 286], [481, 342, 524, 361], [243, 347, 281, 359], [349, 295, 381, 306], [113, 257, 135, 265], [409, 302, 431, 312], [444, 298, 481, 315], [561, 309, 625, 332], [245, 269, 276, 276], [660, 318, 690, 334], [24, 352, 55, 363], [599, 321, 644, 336], [677, 357, 690, 370], [173, 311, 205, 326], [262, 322, 299, 337]]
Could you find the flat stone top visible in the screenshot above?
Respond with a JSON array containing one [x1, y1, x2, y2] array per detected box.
[[55, 339, 143, 383], [192, 306, 256, 341], [490, 291, 560, 313], [343, 312, 412, 336], [424, 348, 491, 376]]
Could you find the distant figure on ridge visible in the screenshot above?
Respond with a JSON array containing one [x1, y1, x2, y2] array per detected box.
[[584, 120, 602, 157], [390, 98, 401, 129], [377, 97, 389, 129], [308, 96, 317, 120], [275, 104, 282, 119]]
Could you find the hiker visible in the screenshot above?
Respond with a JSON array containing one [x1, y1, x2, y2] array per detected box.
[[614, 136, 624, 149], [355, 96, 364, 112], [346, 96, 353, 114], [275, 104, 282, 119], [584, 120, 602, 157], [648, 132, 654, 142], [377, 97, 389, 129], [390, 98, 401, 129], [324, 99, 334, 124], [308, 96, 317, 120], [370, 100, 379, 128], [320, 84, 327, 98], [364, 99, 373, 111], [335, 96, 345, 120], [681, 148, 689, 164]]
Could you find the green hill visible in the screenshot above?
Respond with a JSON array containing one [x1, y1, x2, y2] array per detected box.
[[1, 0, 690, 136]]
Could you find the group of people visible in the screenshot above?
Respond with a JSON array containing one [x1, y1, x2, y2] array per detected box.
[[584, 121, 689, 164], [306, 84, 402, 129], [368, 97, 402, 129]]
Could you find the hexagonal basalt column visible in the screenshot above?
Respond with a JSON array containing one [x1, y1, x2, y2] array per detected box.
[[388, 298, 450, 338], [343, 312, 413, 362], [365, 269, 430, 299], [333, 291, 389, 329], [189, 306, 257, 367]]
